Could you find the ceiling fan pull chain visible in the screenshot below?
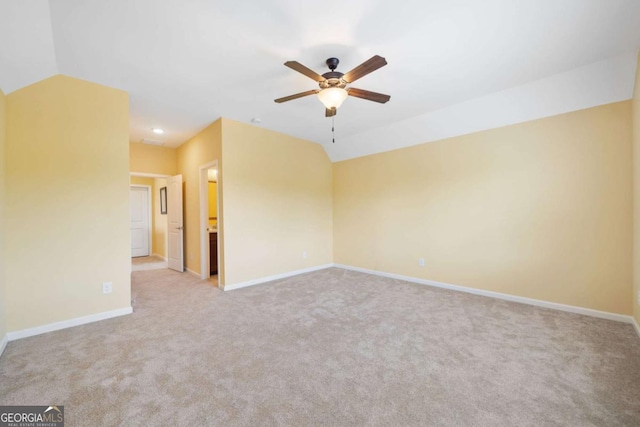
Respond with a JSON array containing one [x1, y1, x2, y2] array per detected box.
[[332, 116, 335, 143]]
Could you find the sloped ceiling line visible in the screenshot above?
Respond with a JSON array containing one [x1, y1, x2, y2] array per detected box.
[[326, 52, 639, 162]]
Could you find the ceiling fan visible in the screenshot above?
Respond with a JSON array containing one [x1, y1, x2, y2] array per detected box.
[[274, 55, 390, 117]]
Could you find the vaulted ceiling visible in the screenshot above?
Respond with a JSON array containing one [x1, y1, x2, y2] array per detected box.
[[2, 0, 640, 161]]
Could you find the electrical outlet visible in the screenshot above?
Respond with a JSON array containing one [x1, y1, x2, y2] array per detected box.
[[637, 291, 640, 306], [419, 258, 425, 267], [303, 251, 308, 259], [102, 282, 113, 294]]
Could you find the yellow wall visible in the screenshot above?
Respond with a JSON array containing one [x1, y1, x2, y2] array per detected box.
[[0, 88, 7, 341], [130, 142, 177, 176], [221, 119, 333, 286], [177, 119, 223, 279], [334, 102, 633, 315], [5, 75, 131, 331], [130, 177, 154, 185], [208, 181, 217, 227], [129, 176, 168, 258], [633, 52, 640, 326]]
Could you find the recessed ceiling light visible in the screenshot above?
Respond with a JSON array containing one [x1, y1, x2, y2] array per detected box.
[[250, 118, 262, 124], [152, 128, 165, 134]]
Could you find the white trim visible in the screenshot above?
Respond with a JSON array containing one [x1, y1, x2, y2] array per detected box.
[[224, 264, 334, 291], [6, 307, 133, 341], [633, 317, 640, 338], [130, 184, 153, 257], [186, 268, 201, 278], [130, 172, 170, 178], [215, 171, 221, 285], [0, 335, 8, 358], [334, 264, 634, 324], [199, 161, 218, 280]]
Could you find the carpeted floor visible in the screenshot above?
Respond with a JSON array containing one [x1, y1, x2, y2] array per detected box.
[[131, 255, 168, 271], [1, 268, 639, 426]]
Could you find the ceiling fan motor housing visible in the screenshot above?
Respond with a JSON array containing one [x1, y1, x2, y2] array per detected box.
[[320, 72, 346, 89]]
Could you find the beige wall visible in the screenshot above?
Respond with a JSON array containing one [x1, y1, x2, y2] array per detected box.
[[334, 102, 633, 315], [0, 88, 6, 341], [130, 176, 154, 186], [633, 52, 640, 325], [5, 75, 131, 331], [177, 119, 223, 278], [221, 119, 333, 286], [130, 142, 177, 176], [131, 177, 155, 187], [130, 176, 168, 258]]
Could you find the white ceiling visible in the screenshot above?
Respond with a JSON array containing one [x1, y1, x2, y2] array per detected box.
[[1, 0, 640, 161]]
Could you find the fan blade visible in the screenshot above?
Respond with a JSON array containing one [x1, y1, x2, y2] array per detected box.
[[347, 88, 390, 103], [343, 55, 387, 83], [325, 108, 337, 117], [274, 89, 319, 103], [284, 61, 325, 82]]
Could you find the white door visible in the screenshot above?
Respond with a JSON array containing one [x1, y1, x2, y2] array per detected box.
[[130, 186, 150, 257], [167, 174, 184, 272]]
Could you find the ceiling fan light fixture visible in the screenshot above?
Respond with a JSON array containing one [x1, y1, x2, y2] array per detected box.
[[275, 56, 389, 118], [317, 87, 348, 109]]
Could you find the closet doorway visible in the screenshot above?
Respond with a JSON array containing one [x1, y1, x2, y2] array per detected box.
[[130, 174, 169, 271]]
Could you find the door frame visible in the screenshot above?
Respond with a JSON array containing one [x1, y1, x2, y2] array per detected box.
[[166, 174, 185, 272], [199, 160, 220, 281], [130, 184, 152, 258], [130, 172, 170, 259]]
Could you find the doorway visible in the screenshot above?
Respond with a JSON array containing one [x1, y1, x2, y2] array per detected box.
[[200, 161, 220, 286], [130, 174, 171, 271], [130, 185, 151, 258]]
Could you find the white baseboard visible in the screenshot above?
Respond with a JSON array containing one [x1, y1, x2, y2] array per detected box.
[[6, 307, 133, 342], [334, 264, 635, 325], [0, 334, 7, 358], [152, 253, 168, 261], [224, 264, 335, 291], [633, 317, 640, 338], [185, 268, 201, 278]]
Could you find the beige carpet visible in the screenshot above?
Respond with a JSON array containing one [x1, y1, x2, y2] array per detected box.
[[131, 255, 167, 271], [1, 268, 639, 426]]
